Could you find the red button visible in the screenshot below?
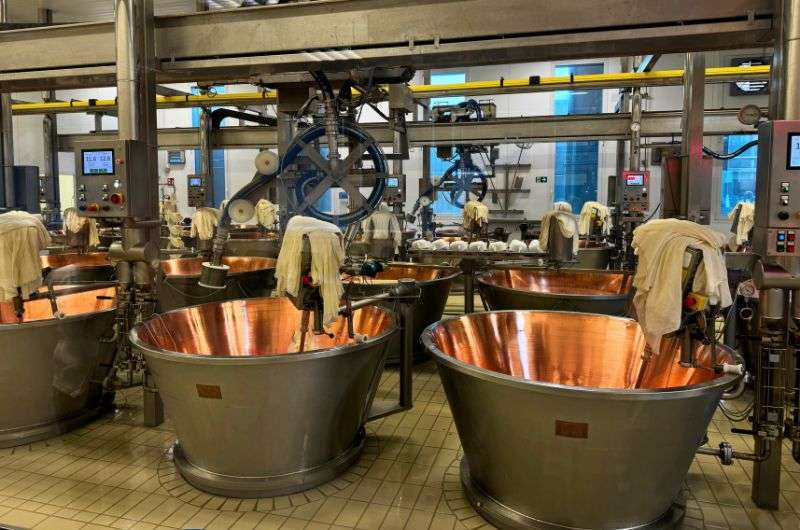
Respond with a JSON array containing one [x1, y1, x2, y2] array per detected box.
[[109, 193, 125, 205], [790, 233, 797, 242], [789, 243, 796, 253], [86, 203, 99, 212]]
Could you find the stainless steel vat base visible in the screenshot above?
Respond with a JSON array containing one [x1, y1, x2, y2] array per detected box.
[[460, 460, 685, 530], [0, 393, 114, 449], [172, 428, 366, 498]]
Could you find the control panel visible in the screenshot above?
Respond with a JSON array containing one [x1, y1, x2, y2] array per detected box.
[[187, 174, 210, 208], [621, 170, 650, 214], [73, 139, 149, 218], [753, 120, 800, 257]]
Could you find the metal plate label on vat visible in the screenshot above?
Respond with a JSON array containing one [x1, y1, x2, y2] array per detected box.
[[555, 420, 588, 439], [196, 384, 222, 399]]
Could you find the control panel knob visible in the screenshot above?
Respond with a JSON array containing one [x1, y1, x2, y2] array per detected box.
[[779, 211, 790, 221]]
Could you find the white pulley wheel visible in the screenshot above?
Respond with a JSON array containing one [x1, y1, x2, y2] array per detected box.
[[228, 199, 255, 223], [255, 150, 280, 176]]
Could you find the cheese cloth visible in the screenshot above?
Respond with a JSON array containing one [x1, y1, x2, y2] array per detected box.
[[256, 199, 279, 228], [161, 199, 184, 249], [463, 200, 489, 229], [362, 203, 402, 252], [553, 201, 573, 213], [63, 207, 100, 247], [539, 210, 579, 255], [632, 219, 732, 354], [578, 201, 611, 236], [190, 207, 220, 241], [728, 201, 755, 247], [0, 211, 51, 302], [275, 216, 345, 326]]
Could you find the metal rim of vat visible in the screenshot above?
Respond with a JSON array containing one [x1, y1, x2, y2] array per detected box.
[[421, 310, 741, 400], [170, 428, 367, 498], [0, 299, 117, 331], [160, 257, 276, 279], [458, 459, 686, 530], [348, 262, 461, 286], [130, 298, 397, 366], [476, 268, 632, 305]]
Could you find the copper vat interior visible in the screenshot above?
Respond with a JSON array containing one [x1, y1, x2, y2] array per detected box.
[[160, 256, 276, 277], [482, 269, 632, 296], [347, 264, 457, 285], [135, 297, 393, 357], [228, 229, 279, 241], [40, 252, 111, 269], [429, 311, 733, 390], [0, 287, 116, 324]]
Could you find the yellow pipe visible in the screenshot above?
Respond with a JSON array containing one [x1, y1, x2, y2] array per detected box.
[[11, 65, 770, 115]]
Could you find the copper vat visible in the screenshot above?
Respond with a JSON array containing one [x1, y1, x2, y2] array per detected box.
[[346, 263, 460, 362], [478, 268, 633, 315], [158, 256, 276, 312], [0, 287, 117, 447], [131, 297, 395, 497], [40, 252, 115, 284], [224, 230, 280, 258], [422, 310, 741, 529]]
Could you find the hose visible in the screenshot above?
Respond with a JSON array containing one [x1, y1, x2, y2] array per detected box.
[[211, 108, 277, 129], [702, 140, 758, 160]]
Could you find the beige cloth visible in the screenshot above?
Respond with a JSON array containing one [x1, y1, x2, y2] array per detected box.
[[0, 211, 51, 302], [161, 199, 185, 250], [539, 210, 579, 256], [190, 207, 220, 241], [553, 201, 573, 213], [509, 239, 527, 252], [256, 199, 279, 228], [463, 200, 489, 229], [362, 203, 402, 253], [528, 239, 541, 252], [728, 201, 755, 247], [578, 201, 611, 236], [488, 241, 508, 252], [275, 216, 344, 326], [468, 240, 488, 251], [449, 240, 468, 252], [63, 207, 100, 247], [411, 239, 433, 251], [432, 239, 451, 251], [632, 219, 732, 353]]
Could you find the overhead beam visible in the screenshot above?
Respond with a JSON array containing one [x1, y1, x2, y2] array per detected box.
[[0, 0, 775, 91], [57, 110, 758, 151]]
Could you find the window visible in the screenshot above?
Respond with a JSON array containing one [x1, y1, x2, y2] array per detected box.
[[720, 134, 758, 216], [430, 72, 466, 215], [553, 63, 603, 212], [192, 87, 226, 207]]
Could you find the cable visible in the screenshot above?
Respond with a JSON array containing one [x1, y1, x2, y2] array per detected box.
[[643, 201, 662, 222], [702, 140, 758, 161]]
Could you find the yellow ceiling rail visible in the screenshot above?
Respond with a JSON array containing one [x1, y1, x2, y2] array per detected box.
[[10, 65, 770, 116]]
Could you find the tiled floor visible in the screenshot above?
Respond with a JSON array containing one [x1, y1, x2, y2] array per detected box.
[[0, 302, 799, 528]]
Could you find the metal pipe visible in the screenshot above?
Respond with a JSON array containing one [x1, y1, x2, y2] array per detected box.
[[680, 52, 708, 224], [399, 278, 415, 408], [199, 107, 212, 206], [629, 87, 642, 171], [0, 0, 13, 209]]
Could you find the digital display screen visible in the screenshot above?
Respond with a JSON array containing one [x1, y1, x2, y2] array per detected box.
[[387, 177, 399, 188], [626, 173, 645, 186], [82, 149, 115, 175], [788, 133, 800, 169], [189, 177, 203, 187]]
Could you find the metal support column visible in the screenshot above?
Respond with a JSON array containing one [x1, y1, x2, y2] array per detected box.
[[752, 0, 800, 509], [114, 0, 162, 427], [629, 88, 642, 171], [0, 0, 13, 209], [39, 9, 59, 224], [679, 52, 709, 224]]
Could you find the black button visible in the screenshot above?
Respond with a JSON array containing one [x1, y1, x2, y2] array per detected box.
[[78, 206, 86, 211], [779, 211, 790, 221]]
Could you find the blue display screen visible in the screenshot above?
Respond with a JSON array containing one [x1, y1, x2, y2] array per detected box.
[[82, 149, 114, 175]]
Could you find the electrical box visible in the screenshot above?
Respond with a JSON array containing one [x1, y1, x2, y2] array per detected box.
[[73, 139, 149, 218], [621, 170, 650, 214], [187, 174, 210, 207], [753, 120, 800, 257]]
